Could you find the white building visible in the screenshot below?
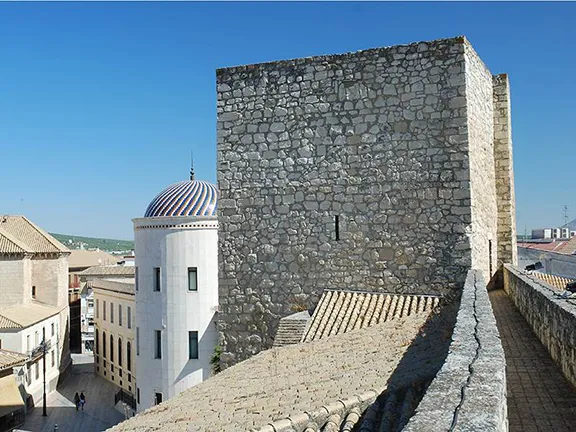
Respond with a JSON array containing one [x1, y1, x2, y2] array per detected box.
[[133, 171, 219, 411], [0, 215, 71, 407]]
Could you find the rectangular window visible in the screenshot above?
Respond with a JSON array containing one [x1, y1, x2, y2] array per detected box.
[[135, 267, 139, 292], [335, 215, 340, 241], [35, 363, 39, 380], [119, 304, 123, 327], [110, 302, 114, 324], [137, 388, 140, 404], [103, 301, 107, 321], [127, 307, 132, 329], [32, 286, 36, 299], [51, 323, 55, 337], [154, 330, 162, 359], [51, 350, 55, 367], [96, 299, 99, 319], [155, 392, 163, 405], [136, 327, 140, 356], [188, 268, 198, 291], [153, 267, 161, 292], [188, 331, 199, 359]]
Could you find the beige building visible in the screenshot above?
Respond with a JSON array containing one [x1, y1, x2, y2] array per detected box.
[[0, 215, 71, 407], [92, 278, 136, 411]]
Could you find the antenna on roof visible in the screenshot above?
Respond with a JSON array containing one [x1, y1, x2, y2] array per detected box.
[[563, 204, 569, 226], [190, 151, 195, 181]]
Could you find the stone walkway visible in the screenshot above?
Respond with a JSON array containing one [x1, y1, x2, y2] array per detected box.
[[16, 354, 125, 432], [489, 289, 576, 432]]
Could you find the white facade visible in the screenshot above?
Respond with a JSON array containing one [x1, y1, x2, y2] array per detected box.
[[133, 215, 219, 411]]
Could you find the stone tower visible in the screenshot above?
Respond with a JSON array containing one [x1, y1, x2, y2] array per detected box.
[[216, 36, 517, 367]]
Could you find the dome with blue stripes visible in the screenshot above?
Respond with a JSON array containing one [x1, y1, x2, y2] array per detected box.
[[144, 169, 217, 218]]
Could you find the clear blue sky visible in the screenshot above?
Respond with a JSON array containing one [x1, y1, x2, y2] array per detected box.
[[0, 2, 574, 239]]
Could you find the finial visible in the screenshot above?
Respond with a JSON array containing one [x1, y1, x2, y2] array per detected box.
[[190, 151, 195, 181]]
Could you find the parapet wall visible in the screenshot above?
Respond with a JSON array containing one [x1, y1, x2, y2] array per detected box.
[[404, 269, 507, 432], [503, 264, 576, 388]]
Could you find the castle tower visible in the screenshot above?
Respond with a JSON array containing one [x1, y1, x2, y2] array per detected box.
[[132, 170, 218, 411]]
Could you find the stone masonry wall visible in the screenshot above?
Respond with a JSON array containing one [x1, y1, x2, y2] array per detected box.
[[217, 37, 503, 366], [504, 264, 576, 388], [493, 75, 518, 266], [464, 41, 498, 284]]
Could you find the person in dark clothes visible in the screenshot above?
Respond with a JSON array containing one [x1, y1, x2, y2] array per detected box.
[[79, 392, 86, 410], [74, 392, 80, 411]]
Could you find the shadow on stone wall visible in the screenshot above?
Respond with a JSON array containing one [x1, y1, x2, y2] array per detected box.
[[352, 296, 460, 431]]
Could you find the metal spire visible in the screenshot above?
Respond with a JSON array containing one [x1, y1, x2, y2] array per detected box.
[[190, 151, 195, 181]]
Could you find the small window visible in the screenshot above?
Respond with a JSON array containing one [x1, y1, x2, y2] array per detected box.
[[137, 388, 140, 404], [95, 330, 99, 355], [154, 330, 162, 359], [51, 350, 55, 367], [103, 331, 107, 358], [136, 327, 140, 356], [127, 307, 132, 329], [96, 299, 99, 318], [155, 392, 163, 405], [32, 286, 36, 299], [127, 341, 132, 372], [188, 331, 199, 359], [110, 335, 114, 363], [51, 323, 55, 337], [335, 215, 340, 241], [188, 268, 198, 291], [135, 267, 139, 292], [118, 338, 123, 367], [110, 302, 114, 324], [154, 267, 161, 292], [103, 301, 107, 321], [119, 304, 123, 327]]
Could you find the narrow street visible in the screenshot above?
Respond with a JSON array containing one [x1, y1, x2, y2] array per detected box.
[[16, 354, 126, 432]]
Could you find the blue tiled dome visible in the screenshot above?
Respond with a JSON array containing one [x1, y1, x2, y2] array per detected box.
[[144, 180, 218, 218]]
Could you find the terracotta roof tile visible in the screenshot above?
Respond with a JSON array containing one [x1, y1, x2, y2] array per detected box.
[[0, 349, 27, 370], [302, 290, 440, 343], [78, 265, 135, 277], [91, 278, 135, 295], [0, 303, 62, 329], [0, 215, 68, 254]]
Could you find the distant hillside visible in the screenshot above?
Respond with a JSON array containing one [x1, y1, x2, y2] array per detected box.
[[50, 233, 134, 254]]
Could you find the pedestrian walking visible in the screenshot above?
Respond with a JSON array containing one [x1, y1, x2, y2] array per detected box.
[[73, 392, 80, 411], [80, 392, 86, 411]]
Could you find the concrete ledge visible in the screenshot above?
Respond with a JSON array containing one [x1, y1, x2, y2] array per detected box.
[[403, 269, 507, 432], [504, 264, 576, 388]]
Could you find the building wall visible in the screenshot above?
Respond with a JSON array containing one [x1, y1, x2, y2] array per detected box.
[[464, 41, 498, 283], [31, 255, 69, 309], [493, 74, 518, 266], [133, 217, 219, 411], [216, 37, 510, 367], [0, 314, 62, 405], [93, 288, 136, 396], [0, 257, 29, 307]]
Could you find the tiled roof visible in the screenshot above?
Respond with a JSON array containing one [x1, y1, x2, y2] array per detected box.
[[517, 241, 568, 253], [78, 265, 135, 277], [272, 311, 311, 347], [0, 303, 62, 329], [0, 349, 27, 370], [0, 215, 68, 254], [302, 290, 440, 343], [0, 314, 22, 330], [108, 311, 434, 432], [556, 237, 576, 255], [68, 250, 121, 269], [532, 272, 575, 291], [91, 278, 135, 296]]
